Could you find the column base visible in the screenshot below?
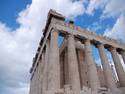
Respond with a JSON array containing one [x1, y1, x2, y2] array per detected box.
[[44, 86, 125, 94], [45, 89, 64, 94]]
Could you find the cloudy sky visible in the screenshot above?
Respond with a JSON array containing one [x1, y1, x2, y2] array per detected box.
[[0, 0, 125, 94]]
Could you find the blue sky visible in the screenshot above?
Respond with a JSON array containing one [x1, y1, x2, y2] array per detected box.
[[0, 0, 116, 33], [75, 8, 117, 35], [0, 0, 31, 29], [0, 0, 125, 94]]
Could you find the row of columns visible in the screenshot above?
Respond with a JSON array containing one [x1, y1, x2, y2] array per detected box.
[[97, 44, 117, 91], [46, 28, 125, 93], [110, 47, 125, 87], [89, 43, 125, 89]]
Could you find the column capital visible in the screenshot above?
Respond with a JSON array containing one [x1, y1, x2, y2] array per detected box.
[[51, 28, 59, 34], [108, 47, 116, 52], [65, 33, 74, 40], [118, 49, 125, 54], [84, 38, 90, 43], [50, 28, 59, 40], [96, 43, 104, 48], [67, 34, 74, 37]]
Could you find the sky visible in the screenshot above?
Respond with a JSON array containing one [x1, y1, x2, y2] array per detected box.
[[0, 0, 125, 94]]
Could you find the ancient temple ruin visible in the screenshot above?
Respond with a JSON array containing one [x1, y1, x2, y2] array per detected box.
[[29, 10, 125, 94]]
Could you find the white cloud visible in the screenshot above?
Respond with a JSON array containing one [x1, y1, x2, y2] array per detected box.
[[0, 0, 85, 94], [1, 86, 29, 94], [102, 0, 125, 18], [102, 0, 125, 44], [84, 0, 125, 45], [104, 14, 125, 43], [85, 0, 108, 15], [0, 22, 31, 94]]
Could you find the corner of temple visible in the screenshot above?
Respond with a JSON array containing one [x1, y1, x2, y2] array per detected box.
[[29, 10, 125, 94]]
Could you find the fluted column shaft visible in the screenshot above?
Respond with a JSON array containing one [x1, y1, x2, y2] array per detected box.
[[97, 44, 116, 91], [42, 40, 50, 93], [48, 29, 60, 90], [110, 47, 125, 87], [67, 34, 81, 93], [64, 48, 69, 85], [84, 39, 100, 91], [121, 51, 125, 64], [77, 49, 88, 87]]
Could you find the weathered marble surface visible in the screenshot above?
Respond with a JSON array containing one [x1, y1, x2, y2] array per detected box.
[[29, 9, 125, 94]]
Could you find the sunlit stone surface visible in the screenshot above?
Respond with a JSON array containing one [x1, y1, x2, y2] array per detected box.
[[29, 9, 125, 94]]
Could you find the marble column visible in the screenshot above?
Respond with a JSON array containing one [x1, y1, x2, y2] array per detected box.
[[48, 29, 60, 90], [84, 39, 100, 91], [97, 44, 116, 91], [110, 47, 125, 87], [120, 51, 125, 64], [60, 51, 65, 88], [67, 34, 81, 93], [77, 49, 88, 88], [35, 63, 38, 94], [42, 40, 50, 94], [38, 51, 45, 94], [38, 61, 42, 94], [64, 48, 69, 85], [39, 52, 45, 78]]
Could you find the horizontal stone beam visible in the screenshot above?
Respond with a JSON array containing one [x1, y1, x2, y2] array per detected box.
[[53, 23, 125, 50]]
